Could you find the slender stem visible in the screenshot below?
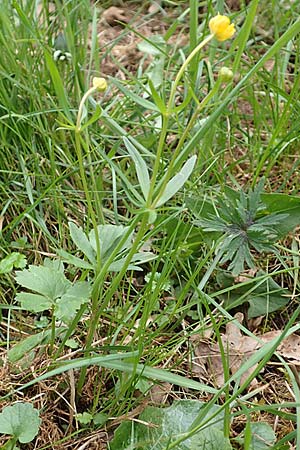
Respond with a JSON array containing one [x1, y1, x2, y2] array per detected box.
[[77, 212, 150, 392], [146, 114, 169, 207], [152, 78, 222, 207], [75, 88, 101, 271], [167, 34, 214, 112], [147, 34, 214, 208], [197, 249, 224, 292]]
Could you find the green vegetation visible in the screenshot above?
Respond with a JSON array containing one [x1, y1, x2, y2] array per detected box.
[[1, 0, 300, 448]]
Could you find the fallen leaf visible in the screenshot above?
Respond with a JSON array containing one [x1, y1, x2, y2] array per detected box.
[[148, 1, 162, 14], [102, 7, 128, 26], [191, 313, 300, 388]]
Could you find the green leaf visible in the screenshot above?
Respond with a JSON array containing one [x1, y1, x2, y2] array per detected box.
[[89, 225, 132, 261], [236, 422, 276, 449], [249, 422, 276, 449], [0, 253, 27, 274], [110, 400, 232, 449], [108, 252, 156, 272], [155, 155, 197, 207], [56, 281, 91, 323], [80, 105, 102, 131], [57, 249, 93, 270], [111, 78, 160, 112], [15, 265, 70, 299], [93, 412, 108, 427], [69, 222, 96, 265], [148, 78, 167, 114], [76, 412, 93, 425], [44, 50, 72, 121], [0, 403, 41, 443], [218, 270, 290, 317], [261, 193, 300, 237], [137, 35, 167, 56], [8, 328, 65, 363], [16, 292, 53, 313], [123, 136, 150, 200]]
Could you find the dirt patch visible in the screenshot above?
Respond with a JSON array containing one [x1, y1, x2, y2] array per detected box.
[[96, 3, 187, 77]]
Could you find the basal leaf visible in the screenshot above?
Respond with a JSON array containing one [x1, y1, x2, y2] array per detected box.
[[110, 400, 232, 449], [55, 281, 91, 323], [0, 253, 27, 274], [0, 403, 41, 443], [15, 265, 70, 300], [236, 422, 276, 449], [16, 292, 53, 313]]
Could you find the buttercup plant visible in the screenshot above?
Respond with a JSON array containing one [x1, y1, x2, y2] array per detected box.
[[70, 15, 237, 390]]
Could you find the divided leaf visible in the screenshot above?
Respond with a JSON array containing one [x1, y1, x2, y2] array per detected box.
[[0, 253, 27, 274], [56, 282, 91, 323], [15, 265, 70, 299], [15, 263, 91, 323]]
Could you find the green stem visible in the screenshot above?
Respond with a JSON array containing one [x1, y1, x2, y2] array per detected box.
[[147, 34, 214, 208], [167, 34, 214, 111], [152, 78, 222, 207], [76, 212, 150, 393], [75, 87, 101, 271], [197, 248, 224, 292]]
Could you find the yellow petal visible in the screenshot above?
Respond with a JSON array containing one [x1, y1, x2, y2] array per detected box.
[[209, 14, 235, 42]]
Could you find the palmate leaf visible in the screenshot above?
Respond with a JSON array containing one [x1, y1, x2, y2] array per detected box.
[[195, 181, 289, 275], [0, 252, 27, 274], [16, 292, 53, 313], [15, 262, 91, 324], [15, 265, 70, 299], [56, 282, 91, 323]]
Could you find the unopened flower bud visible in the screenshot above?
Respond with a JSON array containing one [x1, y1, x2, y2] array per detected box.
[[218, 67, 234, 83], [92, 77, 107, 92]]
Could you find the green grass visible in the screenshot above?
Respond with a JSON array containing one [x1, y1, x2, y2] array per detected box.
[[1, 0, 300, 448]]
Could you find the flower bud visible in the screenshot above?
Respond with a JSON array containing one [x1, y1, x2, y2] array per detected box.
[[218, 67, 234, 83], [92, 77, 107, 92]]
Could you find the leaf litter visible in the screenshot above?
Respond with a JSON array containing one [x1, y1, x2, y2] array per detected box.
[[191, 312, 300, 387]]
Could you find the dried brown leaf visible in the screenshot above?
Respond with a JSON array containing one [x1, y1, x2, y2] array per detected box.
[[191, 313, 300, 388], [102, 7, 128, 26]]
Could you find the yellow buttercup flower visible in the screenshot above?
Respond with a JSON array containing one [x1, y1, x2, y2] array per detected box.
[[92, 77, 107, 92], [209, 14, 235, 42]]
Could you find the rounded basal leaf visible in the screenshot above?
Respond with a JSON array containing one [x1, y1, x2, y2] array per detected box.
[[0, 403, 41, 443], [110, 400, 232, 449]]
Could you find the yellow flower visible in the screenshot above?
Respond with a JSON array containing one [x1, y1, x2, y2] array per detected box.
[[209, 14, 235, 42], [92, 77, 107, 92]]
